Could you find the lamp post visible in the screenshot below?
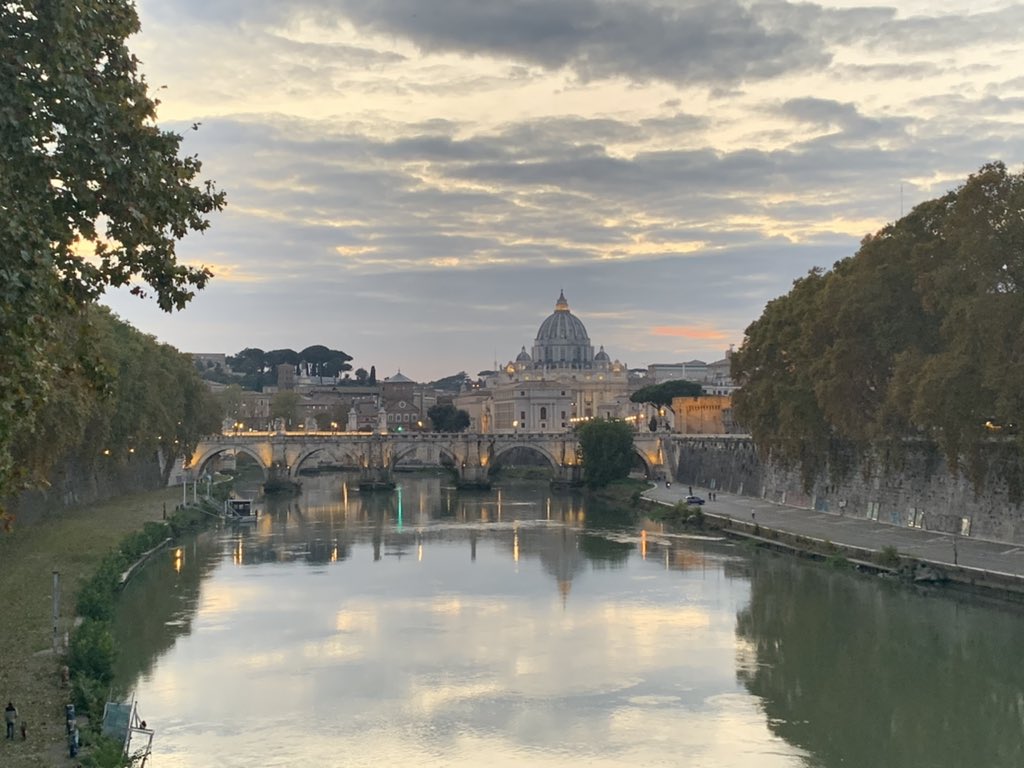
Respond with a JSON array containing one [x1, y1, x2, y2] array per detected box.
[[513, 419, 519, 436]]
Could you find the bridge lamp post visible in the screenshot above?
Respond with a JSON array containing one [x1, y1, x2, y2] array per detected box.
[[513, 420, 519, 436]]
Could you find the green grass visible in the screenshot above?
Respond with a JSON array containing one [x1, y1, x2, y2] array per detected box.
[[0, 486, 180, 768]]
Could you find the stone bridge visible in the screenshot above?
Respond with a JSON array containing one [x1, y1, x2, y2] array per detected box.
[[186, 431, 674, 490]]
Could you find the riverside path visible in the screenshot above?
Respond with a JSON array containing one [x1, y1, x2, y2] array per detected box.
[[643, 482, 1024, 583]]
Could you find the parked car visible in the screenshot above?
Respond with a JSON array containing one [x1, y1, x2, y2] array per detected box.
[[684, 495, 705, 505]]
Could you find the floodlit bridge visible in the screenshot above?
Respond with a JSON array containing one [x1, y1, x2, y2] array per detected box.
[[186, 431, 674, 490]]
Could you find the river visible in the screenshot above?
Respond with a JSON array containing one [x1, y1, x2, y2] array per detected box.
[[112, 472, 1024, 767]]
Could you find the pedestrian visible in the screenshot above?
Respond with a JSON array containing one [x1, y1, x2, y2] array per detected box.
[[20, 720, 26, 741], [4, 702, 16, 740], [688, 485, 692, 495], [68, 724, 79, 758]]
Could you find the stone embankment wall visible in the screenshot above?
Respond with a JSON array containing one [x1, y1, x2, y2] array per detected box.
[[672, 436, 1024, 545], [5, 453, 166, 526]]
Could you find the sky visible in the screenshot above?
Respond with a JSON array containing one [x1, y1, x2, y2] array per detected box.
[[101, 0, 1024, 382]]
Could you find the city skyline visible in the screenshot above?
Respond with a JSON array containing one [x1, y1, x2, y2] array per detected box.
[[100, 0, 1024, 380]]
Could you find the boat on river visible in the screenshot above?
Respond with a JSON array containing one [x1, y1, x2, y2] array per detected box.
[[224, 498, 259, 523]]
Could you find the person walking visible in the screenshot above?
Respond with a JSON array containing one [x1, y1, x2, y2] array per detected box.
[[5, 702, 17, 739]]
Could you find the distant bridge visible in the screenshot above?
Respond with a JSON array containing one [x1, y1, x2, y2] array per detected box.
[[186, 431, 674, 489]]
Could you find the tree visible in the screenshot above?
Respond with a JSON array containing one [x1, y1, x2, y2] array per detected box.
[[576, 419, 635, 487], [427, 403, 471, 432], [219, 384, 244, 423], [630, 380, 703, 407], [368, 366, 377, 385], [322, 350, 353, 381], [354, 368, 369, 384], [731, 163, 1024, 494], [1, 1, 225, 503], [429, 372, 470, 392], [270, 391, 300, 428], [227, 348, 266, 376]]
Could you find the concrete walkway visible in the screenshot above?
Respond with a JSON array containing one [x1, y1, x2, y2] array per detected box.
[[642, 483, 1024, 580]]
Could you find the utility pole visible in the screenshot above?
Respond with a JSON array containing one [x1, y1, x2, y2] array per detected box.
[[52, 570, 61, 653]]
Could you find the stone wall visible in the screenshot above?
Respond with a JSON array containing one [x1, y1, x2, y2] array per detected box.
[[5, 452, 166, 526], [672, 436, 1024, 544]]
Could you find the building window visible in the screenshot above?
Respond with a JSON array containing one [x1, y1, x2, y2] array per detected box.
[[561, 411, 566, 419], [520, 411, 526, 421], [540, 407, 547, 420]]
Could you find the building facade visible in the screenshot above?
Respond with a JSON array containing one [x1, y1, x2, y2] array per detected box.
[[458, 292, 635, 434]]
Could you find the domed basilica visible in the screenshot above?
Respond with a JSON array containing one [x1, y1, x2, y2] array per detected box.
[[457, 292, 633, 434]]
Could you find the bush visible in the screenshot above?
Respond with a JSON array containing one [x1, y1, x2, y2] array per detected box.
[[876, 545, 901, 568], [69, 619, 115, 684]]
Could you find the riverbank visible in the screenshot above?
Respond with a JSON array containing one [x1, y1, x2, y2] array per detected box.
[[0, 486, 181, 768], [641, 484, 1024, 606]]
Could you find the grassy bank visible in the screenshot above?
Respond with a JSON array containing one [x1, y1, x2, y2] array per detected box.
[[0, 486, 183, 767]]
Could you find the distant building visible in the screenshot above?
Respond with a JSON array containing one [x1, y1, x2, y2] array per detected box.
[[457, 291, 634, 433], [647, 360, 707, 384], [381, 371, 425, 430], [670, 395, 734, 435]]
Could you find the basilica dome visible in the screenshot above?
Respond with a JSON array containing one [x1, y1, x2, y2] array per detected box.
[[532, 291, 594, 367]]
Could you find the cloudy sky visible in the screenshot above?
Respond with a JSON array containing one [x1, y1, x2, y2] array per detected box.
[[102, 0, 1024, 381]]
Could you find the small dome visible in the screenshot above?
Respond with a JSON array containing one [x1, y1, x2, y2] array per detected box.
[[594, 345, 610, 362], [516, 346, 532, 362]]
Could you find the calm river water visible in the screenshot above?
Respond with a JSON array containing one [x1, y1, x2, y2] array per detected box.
[[113, 473, 1024, 767]]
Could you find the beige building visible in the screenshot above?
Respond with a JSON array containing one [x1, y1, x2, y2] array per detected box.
[[671, 395, 734, 435], [458, 292, 634, 434]]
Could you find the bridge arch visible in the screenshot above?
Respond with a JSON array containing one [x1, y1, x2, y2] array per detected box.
[[488, 442, 561, 472], [293, 446, 363, 474], [390, 442, 459, 469], [631, 447, 655, 478], [190, 445, 269, 478]]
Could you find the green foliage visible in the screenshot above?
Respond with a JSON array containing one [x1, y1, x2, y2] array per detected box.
[[429, 372, 471, 391], [576, 419, 635, 487], [732, 163, 1024, 490], [427, 403, 471, 432], [80, 734, 136, 767], [69, 619, 116, 684], [876, 545, 901, 569], [648, 501, 704, 527], [271, 391, 301, 427], [1, 1, 225, 504], [630, 379, 704, 407]]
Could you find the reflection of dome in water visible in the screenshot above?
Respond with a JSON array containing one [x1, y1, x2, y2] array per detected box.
[[532, 290, 594, 367]]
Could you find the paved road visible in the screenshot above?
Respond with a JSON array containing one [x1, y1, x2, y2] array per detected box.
[[642, 482, 1024, 580]]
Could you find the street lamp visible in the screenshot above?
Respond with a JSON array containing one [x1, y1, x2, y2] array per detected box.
[[513, 419, 519, 435]]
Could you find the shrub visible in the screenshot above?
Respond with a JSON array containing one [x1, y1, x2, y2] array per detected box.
[[876, 545, 901, 569], [69, 619, 115, 684]]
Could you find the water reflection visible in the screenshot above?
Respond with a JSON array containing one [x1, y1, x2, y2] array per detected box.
[[736, 554, 1024, 768], [113, 473, 1024, 767]]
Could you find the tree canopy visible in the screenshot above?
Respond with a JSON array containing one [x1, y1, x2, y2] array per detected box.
[[427, 403, 471, 432], [1, 1, 226, 502], [224, 345, 355, 389], [731, 162, 1024, 489], [576, 419, 635, 487], [630, 380, 704, 407], [429, 372, 471, 392]]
